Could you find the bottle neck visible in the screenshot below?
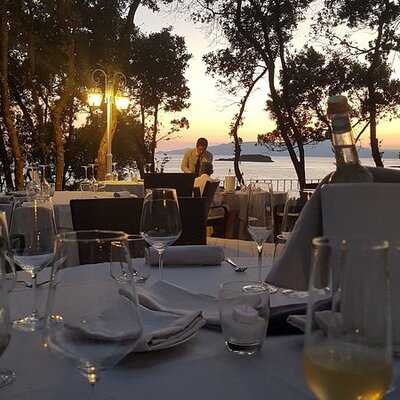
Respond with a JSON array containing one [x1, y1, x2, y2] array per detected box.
[[330, 114, 360, 167]]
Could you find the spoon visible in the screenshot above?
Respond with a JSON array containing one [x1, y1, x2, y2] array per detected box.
[[224, 257, 247, 272]]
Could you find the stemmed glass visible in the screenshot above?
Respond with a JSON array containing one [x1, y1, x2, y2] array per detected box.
[[304, 237, 392, 400], [89, 163, 97, 191], [8, 196, 56, 331], [38, 165, 52, 197], [246, 183, 276, 293], [0, 273, 15, 387], [112, 162, 119, 181], [140, 188, 182, 281], [80, 166, 91, 191], [131, 161, 138, 181], [44, 230, 143, 391]]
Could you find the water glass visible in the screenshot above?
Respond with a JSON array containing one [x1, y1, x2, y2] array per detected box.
[[140, 188, 182, 281], [219, 281, 269, 355], [44, 230, 143, 389], [127, 234, 151, 283], [304, 237, 392, 400]]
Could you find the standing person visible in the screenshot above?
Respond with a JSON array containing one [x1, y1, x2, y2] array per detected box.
[[181, 138, 213, 176]]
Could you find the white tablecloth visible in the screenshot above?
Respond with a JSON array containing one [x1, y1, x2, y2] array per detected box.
[[222, 191, 287, 239], [99, 181, 145, 197], [2, 259, 400, 399]]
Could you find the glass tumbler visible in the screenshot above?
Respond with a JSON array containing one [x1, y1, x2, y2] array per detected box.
[[218, 281, 269, 355]]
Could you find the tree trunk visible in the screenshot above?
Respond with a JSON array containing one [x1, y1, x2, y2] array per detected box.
[[150, 104, 158, 172], [0, 124, 14, 190], [51, 40, 76, 190], [230, 68, 267, 185], [0, 3, 24, 190], [96, 105, 119, 181], [368, 85, 384, 167]]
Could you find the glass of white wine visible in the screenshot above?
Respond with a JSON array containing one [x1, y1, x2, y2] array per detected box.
[[304, 237, 392, 400]]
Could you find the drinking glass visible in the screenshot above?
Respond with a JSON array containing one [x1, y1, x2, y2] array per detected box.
[[304, 237, 392, 400], [247, 183, 276, 293], [44, 230, 143, 390], [140, 188, 182, 281], [219, 281, 269, 355], [80, 166, 91, 191], [0, 273, 15, 387], [8, 196, 56, 331], [127, 234, 151, 283]]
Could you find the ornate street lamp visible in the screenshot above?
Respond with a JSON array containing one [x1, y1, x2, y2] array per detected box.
[[87, 69, 130, 180]]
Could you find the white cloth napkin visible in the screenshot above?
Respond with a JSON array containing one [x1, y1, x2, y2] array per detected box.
[[136, 307, 205, 352], [267, 167, 400, 291], [65, 291, 143, 341], [65, 287, 204, 351], [137, 280, 220, 327], [145, 246, 224, 266]]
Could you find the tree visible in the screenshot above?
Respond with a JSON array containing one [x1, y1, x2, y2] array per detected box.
[[320, 0, 400, 166], [0, 1, 24, 189], [194, 0, 331, 189], [129, 27, 191, 170]]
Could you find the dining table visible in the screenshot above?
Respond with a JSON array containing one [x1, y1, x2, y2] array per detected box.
[[2, 254, 399, 400], [222, 190, 287, 240]]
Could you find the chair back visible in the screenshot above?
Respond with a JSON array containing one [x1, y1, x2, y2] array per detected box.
[[70, 197, 207, 245], [144, 173, 195, 197], [321, 183, 400, 240], [202, 180, 220, 219], [71, 198, 144, 234]]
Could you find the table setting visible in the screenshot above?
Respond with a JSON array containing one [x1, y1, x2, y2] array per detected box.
[[0, 181, 400, 400]]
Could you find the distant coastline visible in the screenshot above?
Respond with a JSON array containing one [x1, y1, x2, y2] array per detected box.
[[216, 154, 273, 162]]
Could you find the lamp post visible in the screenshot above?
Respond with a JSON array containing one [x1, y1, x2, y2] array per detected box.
[[87, 69, 130, 180]]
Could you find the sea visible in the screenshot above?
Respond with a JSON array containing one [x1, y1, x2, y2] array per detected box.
[[158, 154, 400, 182]]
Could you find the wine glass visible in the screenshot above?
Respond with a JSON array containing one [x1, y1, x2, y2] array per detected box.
[[38, 165, 52, 197], [0, 272, 15, 388], [304, 237, 392, 400], [89, 163, 97, 191], [80, 166, 91, 191], [112, 162, 118, 181], [140, 188, 182, 281], [8, 196, 56, 331], [44, 230, 143, 392], [246, 183, 276, 293]]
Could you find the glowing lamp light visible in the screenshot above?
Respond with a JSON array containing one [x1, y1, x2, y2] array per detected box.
[[87, 88, 103, 107], [115, 91, 130, 111]]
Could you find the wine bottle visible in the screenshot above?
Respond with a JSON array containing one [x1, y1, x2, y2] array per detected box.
[[327, 95, 373, 183]]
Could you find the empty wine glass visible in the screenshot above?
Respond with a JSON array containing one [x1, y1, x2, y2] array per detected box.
[[44, 230, 143, 393], [80, 166, 91, 191], [8, 196, 56, 331], [112, 162, 118, 181], [38, 165, 52, 198], [140, 188, 182, 281], [246, 183, 276, 293], [304, 237, 392, 400], [0, 273, 15, 388], [89, 163, 98, 191]]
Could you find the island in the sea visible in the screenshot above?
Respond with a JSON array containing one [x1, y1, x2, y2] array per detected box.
[[216, 154, 273, 162]]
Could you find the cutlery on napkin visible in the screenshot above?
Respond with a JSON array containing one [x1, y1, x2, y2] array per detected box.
[[145, 245, 225, 266]]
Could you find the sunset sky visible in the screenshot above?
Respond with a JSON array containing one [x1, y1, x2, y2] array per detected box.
[[135, 4, 400, 151]]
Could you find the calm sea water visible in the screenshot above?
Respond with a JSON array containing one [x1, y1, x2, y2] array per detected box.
[[160, 154, 400, 182]]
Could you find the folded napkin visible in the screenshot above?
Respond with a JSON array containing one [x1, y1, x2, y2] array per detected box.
[[137, 281, 220, 327], [136, 307, 205, 352], [267, 167, 400, 291], [138, 281, 329, 336], [145, 245, 224, 266], [65, 288, 204, 352], [66, 291, 143, 341]]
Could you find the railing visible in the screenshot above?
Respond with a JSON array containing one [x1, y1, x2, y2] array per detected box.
[[246, 178, 321, 192]]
